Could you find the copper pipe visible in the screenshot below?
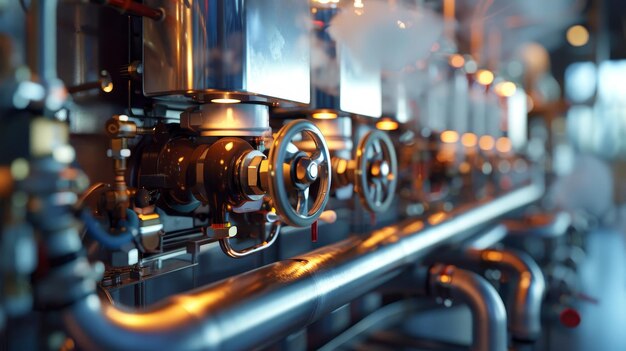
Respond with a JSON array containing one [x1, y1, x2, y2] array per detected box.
[[93, 0, 164, 21], [62, 184, 542, 351]]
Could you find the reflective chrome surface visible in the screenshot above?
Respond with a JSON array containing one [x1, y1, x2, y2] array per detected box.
[[64, 183, 542, 351], [143, 0, 310, 103], [429, 264, 508, 351]]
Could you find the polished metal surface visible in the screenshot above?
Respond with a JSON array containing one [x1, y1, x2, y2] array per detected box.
[[266, 119, 332, 227], [180, 103, 270, 137], [439, 248, 546, 341], [63, 183, 542, 351], [143, 0, 310, 103], [429, 265, 508, 351], [309, 116, 353, 152], [354, 130, 398, 213], [311, 7, 381, 117]]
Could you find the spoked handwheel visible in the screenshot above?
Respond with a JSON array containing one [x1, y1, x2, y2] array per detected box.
[[266, 119, 332, 227], [354, 130, 398, 213]]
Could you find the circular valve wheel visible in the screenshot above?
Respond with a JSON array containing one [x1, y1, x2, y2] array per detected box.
[[267, 119, 332, 227], [354, 130, 398, 213]]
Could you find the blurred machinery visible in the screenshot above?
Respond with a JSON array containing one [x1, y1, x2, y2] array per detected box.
[[0, 0, 616, 350]]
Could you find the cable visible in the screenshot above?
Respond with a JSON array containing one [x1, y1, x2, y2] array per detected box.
[[80, 208, 139, 250]]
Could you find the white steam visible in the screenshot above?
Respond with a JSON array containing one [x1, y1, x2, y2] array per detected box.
[[327, 1, 444, 71]]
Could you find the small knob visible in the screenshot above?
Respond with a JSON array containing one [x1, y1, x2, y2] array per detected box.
[[559, 308, 581, 328]]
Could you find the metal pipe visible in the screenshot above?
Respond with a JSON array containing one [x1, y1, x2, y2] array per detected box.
[[428, 264, 508, 351], [63, 184, 542, 351], [27, 0, 58, 85], [439, 248, 545, 341]]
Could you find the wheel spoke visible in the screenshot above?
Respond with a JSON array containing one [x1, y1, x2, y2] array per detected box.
[[373, 180, 383, 205], [296, 188, 309, 216], [311, 150, 325, 165], [372, 139, 383, 154], [284, 142, 299, 163]]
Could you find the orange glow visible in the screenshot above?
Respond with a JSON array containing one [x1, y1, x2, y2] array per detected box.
[[496, 137, 512, 153], [476, 69, 494, 85], [102, 82, 114, 93], [312, 111, 338, 120], [459, 162, 471, 174], [211, 98, 241, 104], [440, 130, 459, 143], [479, 135, 495, 150], [376, 119, 399, 131], [494, 81, 517, 97], [461, 133, 478, 147], [449, 54, 465, 69], [483, 250, 503, 261], [428, 212, 446, 225], [566, 25, 589, 47], [138, 213, 159, 221]]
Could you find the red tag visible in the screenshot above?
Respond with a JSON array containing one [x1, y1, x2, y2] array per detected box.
[[311, 220, 318, 243], [370, 212, 377, 227], [560, 308, 581, 328]]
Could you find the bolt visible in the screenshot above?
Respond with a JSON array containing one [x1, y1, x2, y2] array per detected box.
[[370, 160, 390, 178], [296, 158, 318, 183]]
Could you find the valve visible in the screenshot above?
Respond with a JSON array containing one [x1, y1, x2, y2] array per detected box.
[[264, 119, 332, 227], [332, 130, 398, 213], [354, 131, 398, 213]]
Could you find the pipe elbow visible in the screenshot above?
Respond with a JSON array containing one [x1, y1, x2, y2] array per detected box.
[[429, 264, 508, 351], [476, 249, 546, 341]]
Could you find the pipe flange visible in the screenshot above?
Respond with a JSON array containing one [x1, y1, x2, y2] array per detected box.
[[266, 119, 331, 227], [354, 130, 398, 213]]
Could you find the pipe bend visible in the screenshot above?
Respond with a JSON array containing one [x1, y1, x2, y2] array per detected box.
[[462, 248, 546, 341], [429, 265, 508, 351]]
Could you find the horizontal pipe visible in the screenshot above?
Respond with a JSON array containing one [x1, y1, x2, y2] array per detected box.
[[428, 265, 508, 351], [63, 184, 542, 351]]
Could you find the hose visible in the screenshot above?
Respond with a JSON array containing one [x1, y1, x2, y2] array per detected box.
[[80, 208, 139, 250]]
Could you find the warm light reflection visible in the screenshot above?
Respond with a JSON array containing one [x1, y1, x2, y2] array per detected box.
[[483, 250, 503, 261], [494, 81, 517, 97], [496, 137, 512, 153], [138, 213, 159, 221], [566, 25, 589, 47], [361, 226, 399, 249], [519, 271, 532, 289], [459, 162, 471, 174], [376, 119, 399, 131], [479, 135, 495, 150], [440, 130, 459, 143], [211, 98, 241, 104], [461, 133, 478, 147], [312, 111, 338, 120], [428, 212, 446, 225], [102, 82, 114, 93], [476, 69, 494, 85], [225, 141, 234, 151], [449, 54, 465, 69]]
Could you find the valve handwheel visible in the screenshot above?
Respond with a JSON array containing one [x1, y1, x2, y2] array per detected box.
[[267, 119, 332, 227], [354, 130, 398, 213]]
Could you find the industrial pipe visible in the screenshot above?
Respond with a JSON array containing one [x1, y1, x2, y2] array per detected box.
[[63, 184, 542, 351], [439, 248, 546, 341], [428, 264, 508, 351]]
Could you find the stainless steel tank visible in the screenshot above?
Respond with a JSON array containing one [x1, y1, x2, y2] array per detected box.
[[143, 0, 311, 104]]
